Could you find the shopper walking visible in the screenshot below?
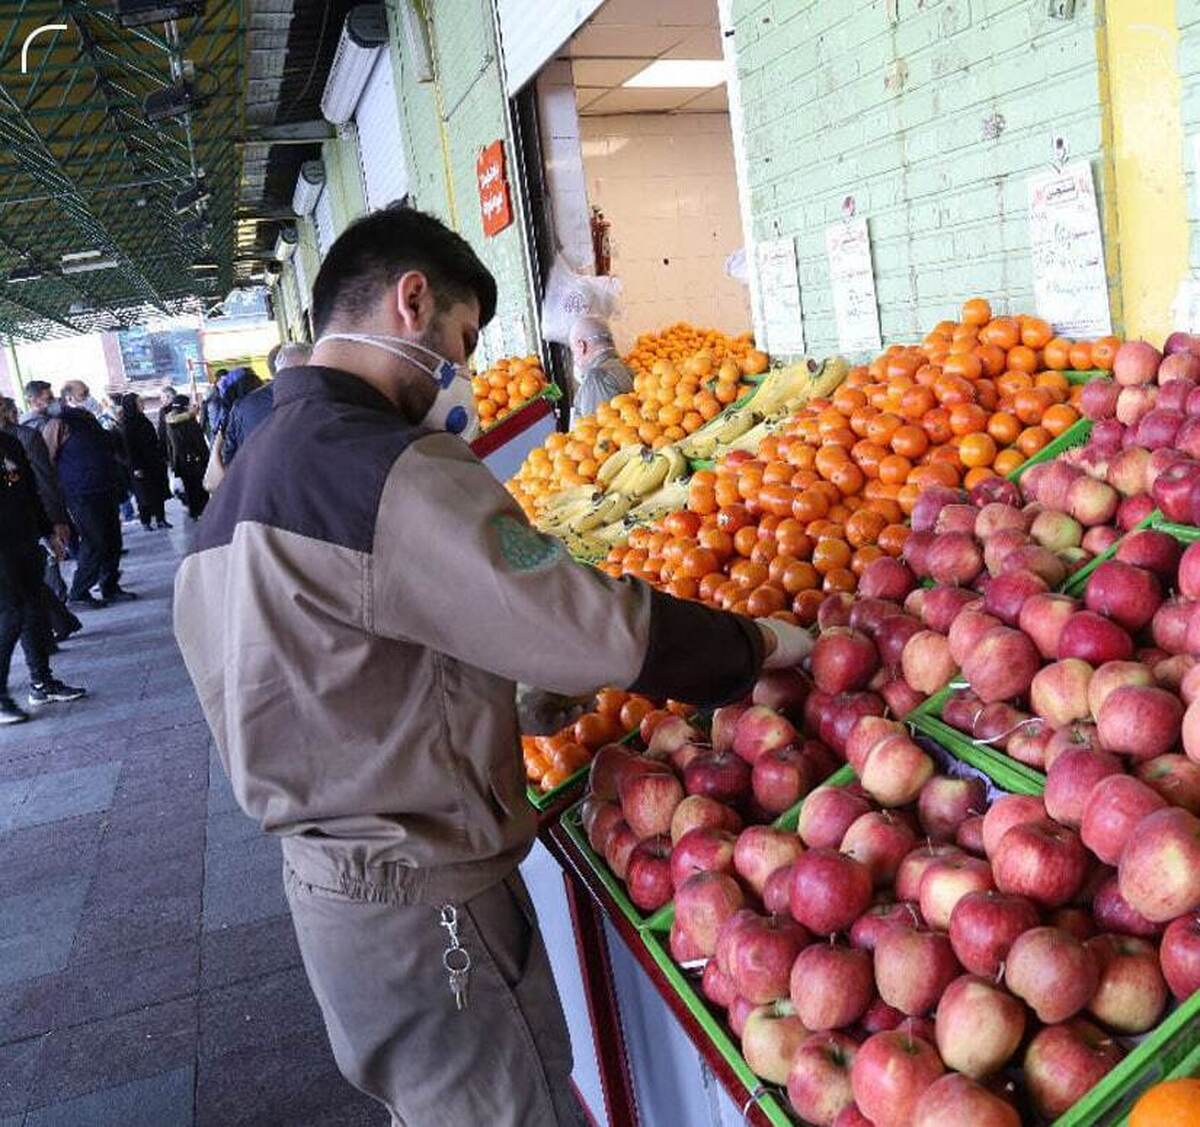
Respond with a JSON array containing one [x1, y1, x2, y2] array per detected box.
[[174, 207, 810, 1127], [0, 429, 86, 724], [22, 381, 134, 608], [0, 398, 81, 644], [163, 395, 209, 520], [221, 341, 312, 466], [119, 392, 172, 530]]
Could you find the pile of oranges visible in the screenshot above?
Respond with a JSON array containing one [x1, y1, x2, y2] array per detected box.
[[597, 299, 1120, 620], [472, 355, 547, 429], [522, 690, 690, 793], [507, 324, 768, 518]]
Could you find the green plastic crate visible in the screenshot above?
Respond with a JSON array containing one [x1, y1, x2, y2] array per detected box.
[[1151, 519, 1200, 545], [1064, 368, 1109, 386], [560, 797, 654, 930], [1007, 417, 1093, 483], [910, 711, 1046, 794]]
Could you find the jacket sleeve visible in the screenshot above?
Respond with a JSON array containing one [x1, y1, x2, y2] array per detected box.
[[368, 433, 765, 704], [22, 429, 68, 526], [221, 404, 243, 465]]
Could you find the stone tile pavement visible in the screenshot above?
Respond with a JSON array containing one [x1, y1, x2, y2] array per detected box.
[[0, 502, 382, 1126]]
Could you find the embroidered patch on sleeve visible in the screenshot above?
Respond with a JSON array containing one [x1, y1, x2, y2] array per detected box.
[[491, 513, 564, 572]]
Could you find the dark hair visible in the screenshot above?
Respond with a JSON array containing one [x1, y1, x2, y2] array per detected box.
[[221, 366, 262, 410], [311, 205, 497, 338], [24, 380, 52, 400]]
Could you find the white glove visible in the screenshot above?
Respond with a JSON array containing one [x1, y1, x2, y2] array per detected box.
[[758, 619, 814, 671]]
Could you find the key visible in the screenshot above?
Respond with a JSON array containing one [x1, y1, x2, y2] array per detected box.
[[444, 945, 471, 1011]]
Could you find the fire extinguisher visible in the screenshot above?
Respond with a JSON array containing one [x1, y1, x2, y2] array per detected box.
[[591, 207, 611, 276]]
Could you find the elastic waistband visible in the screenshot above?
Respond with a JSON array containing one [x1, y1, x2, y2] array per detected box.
[[280, 835, 529, 906]]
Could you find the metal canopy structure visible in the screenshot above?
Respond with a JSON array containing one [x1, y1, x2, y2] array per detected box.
[[0, 0, 245, 341]]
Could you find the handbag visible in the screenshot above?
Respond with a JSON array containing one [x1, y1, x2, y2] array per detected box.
[[202, 429, 226, 492]]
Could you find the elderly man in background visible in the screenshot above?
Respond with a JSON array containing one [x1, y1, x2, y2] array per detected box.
[[220, 341, 313, 468], [60, 380, 104, 417], [567, 316, 634, 425]]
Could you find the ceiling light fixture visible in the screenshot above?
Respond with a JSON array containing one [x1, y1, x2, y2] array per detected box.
[[320, 5, 389, 125], [62, 256, 118, 274], [6, 265, 43, 284], [113, 1, 206, 28], [292, 161, 326, 216], [622, 59, 727, 89]]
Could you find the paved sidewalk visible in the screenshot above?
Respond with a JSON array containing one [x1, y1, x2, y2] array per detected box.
[[0, 503, 381, 1126]]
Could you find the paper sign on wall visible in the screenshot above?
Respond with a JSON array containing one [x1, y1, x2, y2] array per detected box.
[[477, 140, 514, 238], [1028, 161, 1112, 339], [755, 238, 805, 356], [825, 218, 882, 355]]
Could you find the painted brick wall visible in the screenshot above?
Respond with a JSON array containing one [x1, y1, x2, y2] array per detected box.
[[731, 0, 1115, 355], [1179, 0, 1200, 269], [580, 113, 752, 347]]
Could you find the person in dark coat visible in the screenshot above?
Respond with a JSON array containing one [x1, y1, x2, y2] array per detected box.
[[119, 392, 172, 530], [163, 395, 209, 520]]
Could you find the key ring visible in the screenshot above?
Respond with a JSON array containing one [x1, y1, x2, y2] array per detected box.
[[443, 946, 471, 974]]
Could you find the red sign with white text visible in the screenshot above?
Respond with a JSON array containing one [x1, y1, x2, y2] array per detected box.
[[477, 140, 513, 237]]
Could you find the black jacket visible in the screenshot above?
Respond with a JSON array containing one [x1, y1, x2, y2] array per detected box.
[[0, 430, 50, 549], [165, 408, 209, 475], [120, 397, 170, 503]]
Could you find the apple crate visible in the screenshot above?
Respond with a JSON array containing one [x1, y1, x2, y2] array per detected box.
[[526, 727, 641, 812], [1008, 418, 1094, 483], [1060, 510, 1160, 598]]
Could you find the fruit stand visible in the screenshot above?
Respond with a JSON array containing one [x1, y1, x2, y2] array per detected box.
[[507, 310, 1200, 1126]]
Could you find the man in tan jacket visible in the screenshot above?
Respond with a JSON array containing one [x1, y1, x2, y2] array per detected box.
[[174, 207, 810, 1127]]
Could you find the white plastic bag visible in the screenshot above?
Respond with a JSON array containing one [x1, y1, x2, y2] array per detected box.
[[540, 253, 621, 345]]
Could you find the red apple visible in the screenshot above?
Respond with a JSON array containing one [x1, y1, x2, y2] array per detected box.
[[972, 700, 1034, 748], [711, 703, 749, 756], [918, 775, 986, 841], [934, 974, 1025, 1079], [763, 863, 794, 915], [1092, 874, 1163, 938], [1019, 592, 1081, 660], [1107, 445, 1152, 496], [669, 794, 742, 844], [1161, 911, 1200, 999], [604, 820, 639, 878], [983, 527, 1033, 577], [790, 848, 873, 936], [619, 767, 685, 839], [927, 532, 984, 586], [1050, 905, 1099, 942], [841, 810, 919, 888], [647, 715, 702, 760], [1085, 933, 1168, 1033], [1081, 524, 1120, 555], [751, 747, 812, 815], [850, 901, 923, 951], [790, 942, 874, 1031], [1081, 774, 1167, 864], [992, 819, 1089, 907], [675, 870, 746, 954], [626, 835, 675, 911], [798, 785, 873, 849], [982, 793, 1047, 857], [1005, 926, 1100, 1022], [1117, 492, 1156, 530], [859, 556, 917, 601], [903, 530, 937, 578], [812, 628, 880, 694], [821, 691, 887, 755], [913, 1074, 1019, 1127], [895, 843, 965, 902], [751, 670, 810, 719], [846, 716, 902, 774], [948, 608, 1002, 667], [669, 826, 737, 889], [729, 913, 810, 1004], [1115, 340, 1163, 385], [1118, 806, 1200, 922], [948, 890, 1040, 977], [1069, 477, 1120, 526], [1044, 747, 1122, 828], [741, 1000, 809, 1083], [962, 626, 1040, 703], [588, 744, 635, 801], [934, 503, 978, 536], [901, 631, 956, 696], [920, 585, 980, 633], [1181, 541, 1200, 599], [728, 994, 756, 1038], [860, 733, 934, 807], [850, 1030, 945, 1127], [1023, 1019, 1125, 1119], [875, 614, 924, 671], [1030, 659, 1095, 729], [669, 918, 706, 962], [918, 855, 995, 931], [1008, 719, 1053, 768], [1045, 721, 1103, 770], [584, 799, 624, 855], [787, 1031, 858, 1126], [1085, 560, 1162, 632], [702, 959, 737, 1008], [859, 995, 907, 1035], [956, 814, 986, 855], [733, 704, 797, 764], [818, 592, 856, 630], [715, 908, 760, 975], [683, 750, 752, 805], [734, 825, 805, 896], [1137, 753, 1200, 813], [983, 569, 1050, 626], [1098, 684, 1184, 760], [911, 484, 966, 532], [1087, 659, 1156, 718], [1081, 378, 1121, 420], [1002, 544, 1067, 588], [1117, 529, 1182, 581], [1058, 610, 1135, 665], [874, 928, 962, 1017]]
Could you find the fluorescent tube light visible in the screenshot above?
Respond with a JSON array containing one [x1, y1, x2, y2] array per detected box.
[[623, 59, 727, 89], [6, 266, 43, 284], [292, 161, 326, 216], [61, 250, 103, 263], [62, 257, 118, 274], [320, 5, 389, 125]]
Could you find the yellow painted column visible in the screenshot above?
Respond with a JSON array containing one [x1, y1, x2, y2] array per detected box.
[[1104, 0, 1190, 342]]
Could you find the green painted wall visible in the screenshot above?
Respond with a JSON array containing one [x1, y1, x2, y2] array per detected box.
[[321, 134, 367, 233], [730, 0, 1116, 354]]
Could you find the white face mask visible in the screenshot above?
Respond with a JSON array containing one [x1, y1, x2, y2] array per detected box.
[[318, 331, 479, 441]]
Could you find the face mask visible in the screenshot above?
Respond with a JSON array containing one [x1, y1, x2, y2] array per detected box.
[[318, 332, 479, 441]]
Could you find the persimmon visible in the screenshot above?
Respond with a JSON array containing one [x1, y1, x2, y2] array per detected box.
[[865, 412, 903, 445], [981, 318, 1020, 351], [851, 546, 886, 576], [697, 526, 733, 561], [780, 560, 820, 594], [987, 411, 1021, 445], [1069, 340, 1094, 370], [750, 538, 777, 567], [717, 504, 754, 534], [828, 460, 865, 497], [1014, 387, 1053, 425], [730, 560, 769, 591], [1006, 345, 1039, 374], [1016, 426, 1051, 456], [792, 489, 830, 523], [792, 589, 824, 625], [698, 572, 726, 602], [1042, 403, 1079, 437], [949, 403, 989, 436], [823, 567, 857, 593], [943, 353, 983, 382], [812, 538, 852, 574], [891, 425, 929, 459], [993, 448, 1025, 476], [962, 297, 992, 326], [733, 525, 758, 557], [776, 522, 813, 560], [959, 432, 997, 468], [877, 523, 910, 556], [845, 508, 887, 547], [865, 497, 904, 525], [575, 714, 622, 750], [678, 546, 719, 579], [909, 462, 960, 489], [747, 584, 788, 617], [899, 384, 936, 419], [878, 454, 913, 486], [1092, 336, 1121, 370], [1044, 337, 1073, 369], [974, 344, 1007, 378], [963, 466, 998, 490]]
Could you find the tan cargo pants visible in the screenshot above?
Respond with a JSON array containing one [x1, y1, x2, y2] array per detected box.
[[284, 861, 588, 1127]]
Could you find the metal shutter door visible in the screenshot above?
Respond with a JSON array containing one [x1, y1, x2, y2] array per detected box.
[[497, 0, 604, 94], [355, 53, 408, 211], [314, 188, 336, 256]]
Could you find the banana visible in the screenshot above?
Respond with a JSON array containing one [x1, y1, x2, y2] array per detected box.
[[607, 449, 651, 496], [809, 355, 850, 400], [596, 443, 641, 487], [628, 452, 671, 499], [660, 444, 689, 483], [572, 491, 633, 532]]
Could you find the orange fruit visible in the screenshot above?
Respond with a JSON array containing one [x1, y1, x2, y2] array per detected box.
[[1069, 341, 1094, 370], [962, 297, 992, 326], [1020, 317, 1053, 349], [1006, 345, 1039, 374], [1092, 336, 1121, 371], [943, 353, 982, 382], [1129, 1079, 1200, 1127], [1016, 426, 1051, 456], [1044, 337, 1073, 370], [993, 448, 1025, 476], [1042, 403, 1080, 437], [959, 432, 997, 468]]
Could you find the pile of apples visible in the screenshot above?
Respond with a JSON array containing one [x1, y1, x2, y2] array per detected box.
[[664, 726, 1200, 1126], [1070, 334, 1200, 527]]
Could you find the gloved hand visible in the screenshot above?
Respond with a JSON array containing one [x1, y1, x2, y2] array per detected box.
[[515, 684, 594, 736], [758, 618, 814, 671]]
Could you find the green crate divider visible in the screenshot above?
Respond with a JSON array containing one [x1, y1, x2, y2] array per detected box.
[[1061, 510, 1161, 597], [905, 683, 955, 722], [1007, 417, 1093, 482], [1151, 519, 1200, 544], [911, 713, 1046, 794], [561, 796, 655, 930], [638, 926, 796, 1127], [1053, 990, 1200, 1126], [526, 724, 642, 810], [689, 458, 715, 471], [1064, 368, 1109, 385]]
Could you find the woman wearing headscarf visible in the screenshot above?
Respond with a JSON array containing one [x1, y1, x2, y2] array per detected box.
[[119, 392, 171, 529], [163, 395, 209, 520]]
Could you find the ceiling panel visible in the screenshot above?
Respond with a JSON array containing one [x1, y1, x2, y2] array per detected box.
[[568, 25, 690, 58], [571, 58, 653, 86], [678, 85, 730, 112], [590, 0, 717, 25], [663, 27, 724, 60], [580, 87, 707, 115]]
